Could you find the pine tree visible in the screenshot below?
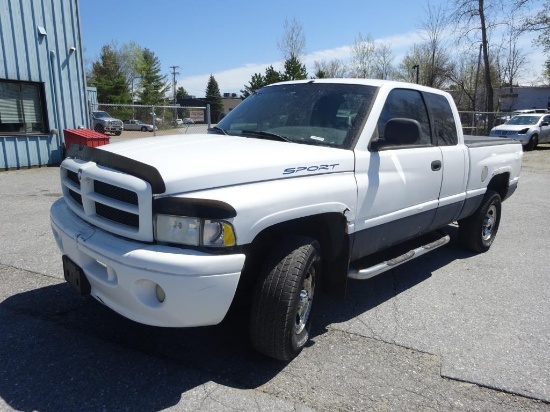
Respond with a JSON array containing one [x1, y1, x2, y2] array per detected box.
[[241, 73, 266, 98], [264, 65, 282, 85], [281, 56, 308, 81], [137, 48, 169, 105], [205, 75, 224, 122], [176, 86, 189, 99]]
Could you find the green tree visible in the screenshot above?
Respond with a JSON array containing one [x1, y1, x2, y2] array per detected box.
[[264, 65, 282, 85], [176, 86, 189, 99], [137, 48, 169, 105], [241, 73, 266, 98], [281, 55, 308, 81], [205, 75, 224, 121], [89, 45, 129, 104]]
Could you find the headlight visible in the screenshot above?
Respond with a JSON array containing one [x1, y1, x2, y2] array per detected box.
[[154, 214, 236, 247], [518, 128, 529, 134]]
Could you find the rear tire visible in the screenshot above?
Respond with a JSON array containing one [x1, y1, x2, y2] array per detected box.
[[458, 190, 501, 253], [250, 236, 321, 361]]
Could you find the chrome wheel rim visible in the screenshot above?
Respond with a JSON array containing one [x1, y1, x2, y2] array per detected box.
[[482, 204, 497, 241], [295, 266, 315, 335]]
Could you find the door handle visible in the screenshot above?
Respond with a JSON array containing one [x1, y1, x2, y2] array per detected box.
[[431, 160, 442, 171]]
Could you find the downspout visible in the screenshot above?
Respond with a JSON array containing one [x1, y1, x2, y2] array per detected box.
[[49, 50, 63, 156]]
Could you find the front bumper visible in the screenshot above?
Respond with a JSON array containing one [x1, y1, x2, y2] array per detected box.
[[490, 132, 531, 145], [50, 198, 246, 327]]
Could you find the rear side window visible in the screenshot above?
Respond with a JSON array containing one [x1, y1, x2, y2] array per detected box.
[[425, 93, 458, 146], [375, 88, 432, 146]]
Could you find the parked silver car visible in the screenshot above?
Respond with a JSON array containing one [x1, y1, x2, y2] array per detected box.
[[92, 111, 123, 135], [489, 114, 550, 151], [122, 119, 157, 132]]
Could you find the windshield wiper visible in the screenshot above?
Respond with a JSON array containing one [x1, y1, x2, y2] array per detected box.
[[208, 126, 228, 135], [240, 130, 290, 142]]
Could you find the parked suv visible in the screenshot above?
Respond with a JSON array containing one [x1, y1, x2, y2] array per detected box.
[[92, 111, 123, 135]]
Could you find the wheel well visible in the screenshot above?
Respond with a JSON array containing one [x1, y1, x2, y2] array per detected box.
[[487, 172, 510, 200], [251, 213, 347, 261], [238, 213, 350, 300]]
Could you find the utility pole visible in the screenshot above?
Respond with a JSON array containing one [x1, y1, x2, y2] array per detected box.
[[170, 65, 180, 120], [412, 64, 419, 84]]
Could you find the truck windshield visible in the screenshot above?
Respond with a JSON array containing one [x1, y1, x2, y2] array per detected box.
[[94, 111, 111, 118], [215, 83, 377, 149], [506, 115, 541, 125]]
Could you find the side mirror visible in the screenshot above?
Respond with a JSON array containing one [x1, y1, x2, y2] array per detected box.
[[382, 118, 421, 147]]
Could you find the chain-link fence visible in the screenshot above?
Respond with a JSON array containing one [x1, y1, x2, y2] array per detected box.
[[89, 103, 212, 142], [457, 111, 515, 136], [87, 103, 522, 142]]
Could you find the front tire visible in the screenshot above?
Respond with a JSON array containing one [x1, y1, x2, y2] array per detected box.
[[525, 134, 538, 151], [458, 190, 502, 253], [94, 124, 104, 134], [141, 126, 147, 132], [250, 236, 321, 361]]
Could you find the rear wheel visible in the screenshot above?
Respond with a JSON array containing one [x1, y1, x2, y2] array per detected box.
[[458, 190, 502, 253], [250, 236, 321, 361]]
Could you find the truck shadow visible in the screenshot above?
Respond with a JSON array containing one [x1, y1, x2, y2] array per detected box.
[[0, 226, 474, 410], [311, 224, 474, 337]]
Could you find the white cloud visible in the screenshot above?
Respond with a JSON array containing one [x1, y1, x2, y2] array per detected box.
[[179, 30, 424, 97], [179, 28, 546, 97]]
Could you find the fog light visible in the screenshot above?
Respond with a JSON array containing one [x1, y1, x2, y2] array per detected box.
[[155, 284, 166, 302]]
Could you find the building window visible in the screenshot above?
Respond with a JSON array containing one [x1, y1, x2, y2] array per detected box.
[[0, 80, 48, 135]]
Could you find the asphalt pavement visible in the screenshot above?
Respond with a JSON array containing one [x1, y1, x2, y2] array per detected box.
[[0, 149, 549, 411]]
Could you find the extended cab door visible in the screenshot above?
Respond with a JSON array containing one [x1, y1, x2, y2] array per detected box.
[[424, 92, 467, 230], [351, 88, 444, 260]]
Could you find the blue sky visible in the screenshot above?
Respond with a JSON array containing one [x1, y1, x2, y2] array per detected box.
[[79, 0, 545, 97]]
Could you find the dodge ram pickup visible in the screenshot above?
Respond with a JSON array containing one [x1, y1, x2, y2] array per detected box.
[[51, 79, 523, 360]]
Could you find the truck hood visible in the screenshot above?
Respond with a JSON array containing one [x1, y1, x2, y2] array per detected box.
[[100, 134, 355, 194], [492, 124, 538, 132]]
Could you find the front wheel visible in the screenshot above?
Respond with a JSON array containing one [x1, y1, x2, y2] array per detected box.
[[141, 126, 148, 132], [94, 124, 104, 134], [250, 236, 321, 361], [525, 134, 538, 151], [458, 190, 502, 253]]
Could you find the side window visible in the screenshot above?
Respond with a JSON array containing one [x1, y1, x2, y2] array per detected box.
[[425, 92, 458, 146], [374, 88, 431, 147], [543, 115, 550, 124]]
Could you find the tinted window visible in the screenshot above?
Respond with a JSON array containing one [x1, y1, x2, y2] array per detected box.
[[425, 92, 458, 146], [216, 83, 377, 149], [374, 88, 431, 147]]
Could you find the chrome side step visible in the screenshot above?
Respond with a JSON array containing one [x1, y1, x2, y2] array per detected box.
[[348, 230, 450, 280]]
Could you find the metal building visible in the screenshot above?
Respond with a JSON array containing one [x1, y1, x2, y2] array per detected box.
[[0, 0, 88, 170]]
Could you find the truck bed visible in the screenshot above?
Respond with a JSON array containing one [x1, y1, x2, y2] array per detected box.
[[464, 135, 518, 147]]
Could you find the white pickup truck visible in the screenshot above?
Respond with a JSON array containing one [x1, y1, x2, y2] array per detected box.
[[51, 79, 522, 361]]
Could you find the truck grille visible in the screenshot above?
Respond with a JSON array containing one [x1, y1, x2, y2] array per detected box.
[[60, 160, 154, 242]]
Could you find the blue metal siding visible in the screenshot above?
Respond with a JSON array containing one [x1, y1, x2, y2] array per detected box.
[[0, 0, 88, 170]]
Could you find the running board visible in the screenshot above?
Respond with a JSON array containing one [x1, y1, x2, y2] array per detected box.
[[348, 230, 450, 280]]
